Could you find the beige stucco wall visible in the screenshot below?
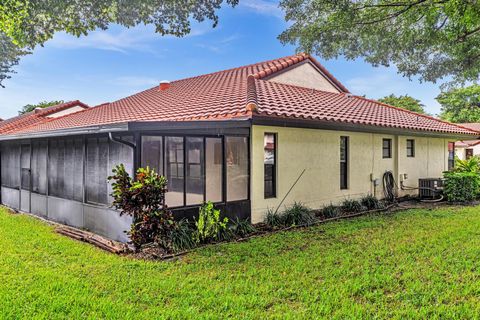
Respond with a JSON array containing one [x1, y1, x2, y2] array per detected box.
[[268, 62, 341, 93], [250, 125, 452, 223], [455, 143, 480, 160], [46, 105, 86, 118]]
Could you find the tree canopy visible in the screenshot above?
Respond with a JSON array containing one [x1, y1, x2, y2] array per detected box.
[[378, 94, 426, 114], [279, 0, 480, 85], [19, 100, 64, 115], [0, 0, 237, 87], [438, 84, 480, 123]]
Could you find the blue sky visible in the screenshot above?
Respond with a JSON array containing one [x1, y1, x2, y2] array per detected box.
[[0, 0, 446, 119]]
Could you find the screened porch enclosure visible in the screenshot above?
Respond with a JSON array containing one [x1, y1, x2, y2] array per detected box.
[[0, 135, 134, 242], [140, 134, 250, 219], [0, 129, 251, 242]]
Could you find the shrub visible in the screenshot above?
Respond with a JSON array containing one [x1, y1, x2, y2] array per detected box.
[[360, 194, 380, 210], [264, 202, 316, 228], [321, 204, 340, 219], [265, 208, 284, 228], [282, 202, 316, 226], [108, 165, 177, 252], [454, 156, 480, 174], [443, 171, 480, 202], [341, 198, 363, 213], [230, 217, 257, 238], [195, 201, 229, 243], [170, 219, 197, 252]]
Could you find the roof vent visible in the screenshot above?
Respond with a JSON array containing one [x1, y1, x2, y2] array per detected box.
[[34, 107, 44, 114], [159, 80, 170, 91], [345, 93, 354, 99]]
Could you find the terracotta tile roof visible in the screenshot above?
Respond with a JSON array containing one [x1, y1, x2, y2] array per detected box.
[[458, 123, 480, 133], [8, 54, 478, 136], [252, 79, 477, 135], [455, 140, 480, 147], [0, 101, 89, 134]]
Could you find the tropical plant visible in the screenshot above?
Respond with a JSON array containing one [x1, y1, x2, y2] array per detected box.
[[279, 0, 480, 85], [320, 204, 340, 219], [170, 219, 197, 252], [341, 199, 363, 213], [195, 201, 228, 243], [454, 156, 480, 174], [360, 194, 381, 211], [108, 164, 177, 251], [230, 217, 257, 238], [264, 202, 315, 228]]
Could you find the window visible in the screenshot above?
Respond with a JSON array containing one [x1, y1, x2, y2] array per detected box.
[[448, 142, 455, 170], [382, 139, 392, 158], [406, 139, 415, 157], [141, 136, 163, 175], [165, 137, 184, 207], [226, 136, 248, 201], [466, 148, 474, 159], [264, 133, 276, 198], [206, 138, 223, 202], [186, 137, 204, 205], [340, 136, 348, 189]]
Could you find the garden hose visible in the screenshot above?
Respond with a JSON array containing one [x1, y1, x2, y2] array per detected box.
[[382, 171, 397, 203]]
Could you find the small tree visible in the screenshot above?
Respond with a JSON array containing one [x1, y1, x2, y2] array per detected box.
[[108, 164, 177, 251], [19, 100, 64, 115], [378, 94, 426, 114]]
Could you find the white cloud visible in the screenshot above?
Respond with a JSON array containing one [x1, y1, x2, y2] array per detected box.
[[48, 23, 215, 54], [196, 34, 241, 53], [240, 0, 284, 18]]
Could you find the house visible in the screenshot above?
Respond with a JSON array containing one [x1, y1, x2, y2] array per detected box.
[[0, 53, 477, 242], [454, 123, 480, 160]]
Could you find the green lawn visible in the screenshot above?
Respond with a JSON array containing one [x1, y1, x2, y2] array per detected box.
[[1, 206, 480, 319]]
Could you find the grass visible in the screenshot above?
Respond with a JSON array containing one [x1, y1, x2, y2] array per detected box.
[[1, 206, 480, 319]]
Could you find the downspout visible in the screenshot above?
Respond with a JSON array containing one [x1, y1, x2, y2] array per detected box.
[[108, 132, 138, 171]]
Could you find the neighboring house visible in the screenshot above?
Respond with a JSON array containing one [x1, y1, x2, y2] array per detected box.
[[455, 123, 480, 160], [0, 54, 477, 242]]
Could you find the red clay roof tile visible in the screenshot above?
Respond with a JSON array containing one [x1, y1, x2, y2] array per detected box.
[[7, 54, 477, 136]]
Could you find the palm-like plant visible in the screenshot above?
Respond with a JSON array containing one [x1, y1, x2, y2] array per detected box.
[[454, 156, 480, 174]]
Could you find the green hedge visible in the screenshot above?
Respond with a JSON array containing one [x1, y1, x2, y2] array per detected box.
[[443, 171, 480, 202]]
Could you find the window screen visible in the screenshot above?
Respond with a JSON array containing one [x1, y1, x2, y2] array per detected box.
[[48, 138, 84, 201], [31, 140, 47, 195], [141, 136, 163, 175], [340, 136, 348, 190], [86, 137, 109, 205], [20, 144, 31, 191], [165, 137, 184, 207], [206, 138, 223, 202], [382, 139, 392, 159], [406, 139, 415, 157], [264, 133, 276, 198], [1, 142, 20, 188], [186, 137, 204, 205], [226, 136, 248, 201]]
